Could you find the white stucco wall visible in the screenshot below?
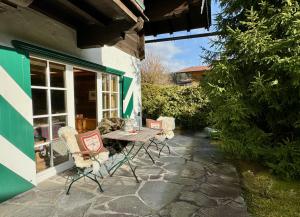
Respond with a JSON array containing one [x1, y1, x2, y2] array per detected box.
[[0, 4, 141, 121], [101, 46, 142, 122]]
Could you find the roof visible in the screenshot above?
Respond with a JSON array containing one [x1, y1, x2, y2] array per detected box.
[[144, 0, 211, 36], [177, 66, 210, 73]]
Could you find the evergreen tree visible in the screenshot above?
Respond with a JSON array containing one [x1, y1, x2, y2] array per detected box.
[[204, 0, 300, 178]]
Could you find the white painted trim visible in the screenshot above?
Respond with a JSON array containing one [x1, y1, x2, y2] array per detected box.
[[96, 72, 103, 122], [0, 66, 33, 125], [65, 65, 75, 128], [36, 160, 74, 183], [0, 135, 36, 185]]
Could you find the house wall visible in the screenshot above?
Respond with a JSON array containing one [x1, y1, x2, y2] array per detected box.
[[0, 5, 141, 122], [0, 5, 141, 201]]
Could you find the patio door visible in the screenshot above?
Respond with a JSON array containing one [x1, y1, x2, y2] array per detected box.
[[30, 57, 73, 182], [0, 46, 36, 202]]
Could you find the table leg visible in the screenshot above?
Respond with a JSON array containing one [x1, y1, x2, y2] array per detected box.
[[142, 143, 155, 164]]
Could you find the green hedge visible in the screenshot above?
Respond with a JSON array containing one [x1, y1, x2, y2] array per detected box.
[[142, 84, 209, 129]]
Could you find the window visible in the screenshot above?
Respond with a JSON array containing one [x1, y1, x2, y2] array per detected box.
[[31, 58, 69, 173], [102, 74, 119, 118]]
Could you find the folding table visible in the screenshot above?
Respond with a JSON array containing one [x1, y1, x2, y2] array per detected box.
[[102, 127, 161, 183]]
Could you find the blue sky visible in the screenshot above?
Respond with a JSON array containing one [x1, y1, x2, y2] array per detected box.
[[145, 1, 221, 72]]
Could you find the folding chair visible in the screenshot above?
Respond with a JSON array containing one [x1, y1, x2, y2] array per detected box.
[[58, 127, 109, 195], [147, 116, 175, 157]]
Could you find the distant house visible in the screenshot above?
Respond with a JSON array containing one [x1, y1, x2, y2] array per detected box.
[[174, 66, 210, 86]]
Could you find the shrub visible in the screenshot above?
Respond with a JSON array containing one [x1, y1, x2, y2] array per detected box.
[[142, 83, 209, 129]]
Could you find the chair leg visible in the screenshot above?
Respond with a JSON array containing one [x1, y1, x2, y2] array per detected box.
[[86, 174, 104, 192], [158, 141, 171, 158], [147, 139, 159, 150], [66, 174, 85, 195]]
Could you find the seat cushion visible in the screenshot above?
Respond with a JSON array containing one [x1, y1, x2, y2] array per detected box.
[[146, 119, 162, 129], [76, 129, 107, 159]]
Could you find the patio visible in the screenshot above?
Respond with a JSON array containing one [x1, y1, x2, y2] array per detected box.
[[0, 130, 249, 217]]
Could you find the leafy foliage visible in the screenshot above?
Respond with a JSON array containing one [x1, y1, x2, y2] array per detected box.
[[203, 0, 300, 179], [142, 84, 209, 129], [140, 52, 172, 85]]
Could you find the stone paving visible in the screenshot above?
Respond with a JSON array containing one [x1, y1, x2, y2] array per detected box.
[[0, 130, 249, 217]]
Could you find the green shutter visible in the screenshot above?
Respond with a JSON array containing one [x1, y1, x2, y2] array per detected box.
[[122, 76, 134, 118], [0, 46, 35, 203]]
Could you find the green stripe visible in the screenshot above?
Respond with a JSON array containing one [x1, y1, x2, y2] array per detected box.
[[123, 76, 133, 100], [124, 94, 134, 117], [134, 0, 145, 10], [12, 40, 125, 77], [0, 45, 31, 98], [0, 96, 34, 160], [119, 76, 124, 118], [0, 164, 33, 203]]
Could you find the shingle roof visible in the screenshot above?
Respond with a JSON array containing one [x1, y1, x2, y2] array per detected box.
[[177, 66, 210, 73]]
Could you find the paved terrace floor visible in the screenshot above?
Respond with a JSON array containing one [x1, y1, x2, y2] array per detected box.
[[0, 130, 249, 217]]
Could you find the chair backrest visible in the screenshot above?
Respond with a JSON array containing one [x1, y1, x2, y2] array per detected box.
[[157, 116, 175, 131], [157, 116, 175, 139], [58, 126, 92, 168]]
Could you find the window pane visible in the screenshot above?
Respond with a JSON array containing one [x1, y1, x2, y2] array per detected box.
[[35, 144, 51, 173], [111, 76, 118, 92], [50, 62, 65, 88], [52, 116, 67, 139], [102, 93, 110, 109], [103, 111, 110, 119], [34, 118, 50, 144], [102, 74, 110, 91], [111, 93, 118, 109], [30, 58, 47, 86], [52, 138, 69, 166], [111, 110, 118, 118], [51, 90, 66, 114], [32, 89, 48, 115]]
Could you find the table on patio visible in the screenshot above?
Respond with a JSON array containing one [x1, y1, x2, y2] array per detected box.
[[102, 127, 161, 183]]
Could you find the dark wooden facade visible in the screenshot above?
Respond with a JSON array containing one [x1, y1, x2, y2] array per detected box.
[[2, 0, 211, 59]]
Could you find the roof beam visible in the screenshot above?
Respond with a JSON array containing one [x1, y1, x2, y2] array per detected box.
[[67, 0, 112, 26], [145, 31, 221, 43], [113, 0, 138, 22], [77, 20, 136, 48]]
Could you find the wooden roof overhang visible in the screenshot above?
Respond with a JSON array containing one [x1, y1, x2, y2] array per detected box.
[[5, 0, 211, 59], [26, 0, 146, 58], [143, 0, 211, 36]]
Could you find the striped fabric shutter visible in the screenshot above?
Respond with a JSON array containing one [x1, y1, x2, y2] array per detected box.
[[0, 46, 36, 202]]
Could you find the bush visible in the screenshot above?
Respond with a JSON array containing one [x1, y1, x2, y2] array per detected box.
[[142, 83, 209, 129], [204, 1, 300, 179]]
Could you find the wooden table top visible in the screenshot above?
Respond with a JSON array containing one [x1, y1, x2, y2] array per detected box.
[[102, 127, 161, 142]]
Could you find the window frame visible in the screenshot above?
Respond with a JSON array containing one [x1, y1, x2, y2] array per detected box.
[[101, 73, 120, 119], [30, 56, 69, 169]]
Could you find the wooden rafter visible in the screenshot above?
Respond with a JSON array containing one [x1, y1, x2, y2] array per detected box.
[[145, 31, 220, 43]]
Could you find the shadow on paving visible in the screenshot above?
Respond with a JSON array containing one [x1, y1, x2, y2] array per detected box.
[[0, 130, 249, 217]]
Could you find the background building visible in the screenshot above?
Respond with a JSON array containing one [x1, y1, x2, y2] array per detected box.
[[174, 66, 210, 86]]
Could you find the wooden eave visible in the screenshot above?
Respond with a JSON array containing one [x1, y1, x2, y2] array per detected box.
[[28, 0, 145, 59], [143, 0, 211, 36]]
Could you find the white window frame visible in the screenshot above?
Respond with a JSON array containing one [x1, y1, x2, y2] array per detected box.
[[30, 56, 70, 169], [101, 73, 120, 119]]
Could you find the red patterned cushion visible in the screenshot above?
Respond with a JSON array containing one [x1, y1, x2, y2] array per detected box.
[[76, 130, 106, 159], [146, 119, 162, 129]]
